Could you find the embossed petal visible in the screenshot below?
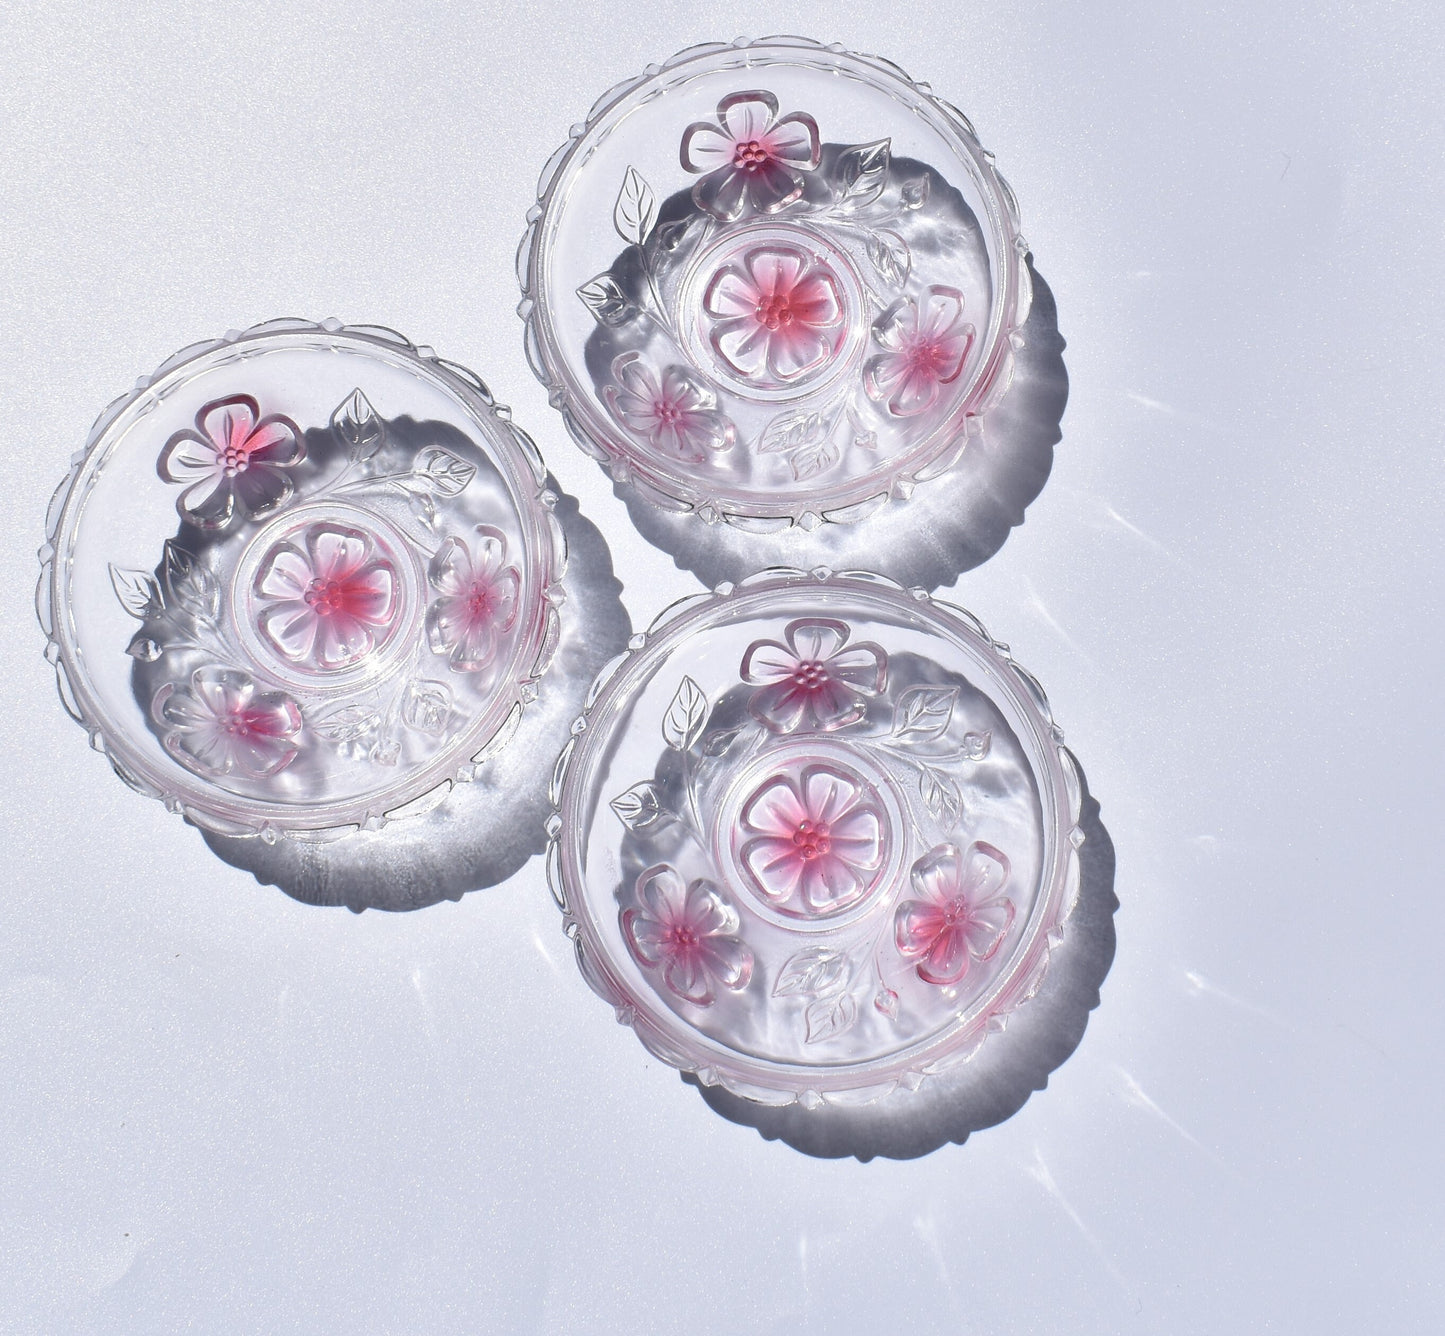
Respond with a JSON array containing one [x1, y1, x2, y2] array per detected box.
[[741, 617, 887, 733], [621, 865, 754, 1006], [894, 841, 1015, 986]]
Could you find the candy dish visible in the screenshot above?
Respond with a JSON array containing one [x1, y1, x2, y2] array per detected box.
[[519, 36, 1031, 531], [38, 319, 565, 840], [548, 570, 1082, 1107]]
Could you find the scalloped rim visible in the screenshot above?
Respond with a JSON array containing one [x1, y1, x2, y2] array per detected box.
[[517, 35, 1033, 530], [546, 567, 1083, 1108], [37, 317, 568, 842]]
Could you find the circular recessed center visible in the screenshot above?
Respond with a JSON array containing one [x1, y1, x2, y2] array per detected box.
[[716, 741, 901, 927], [233, 501, 423, 690], [679, 222, 867, 403]]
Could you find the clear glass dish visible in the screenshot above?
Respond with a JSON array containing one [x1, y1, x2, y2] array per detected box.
[[548, 570, 1082, 1107], [38, 319, 566, 840], [519, 36, 1031, 531]]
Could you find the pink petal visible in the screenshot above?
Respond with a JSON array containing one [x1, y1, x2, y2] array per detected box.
[[662, 952, 713, 1006], [681, 880, 731, 937], [742, 775, 808, 837], [746, 246, 805, 299], [718, 89, 778, 143], [231, 464, 291, 517], [889, 364, 943, 418], [195, 668, 247, 717], [937, 327, 975, 384], [348, 564, 397, 625], [244, 417, 303, 466], [742, 837, 807, 902], [711, 317, 771, 380], [157, 432, 222, 485], [961, 841, 1011, 900], [919, 926, 971, 986], [863, 351, 908, 404], [765, 112, 821, 168], [198, 396, 258, 453], [918, 286, 966, 342], [747, 160, 805, 213], [428, 536, 474, 599], [309, 527, 367, 581], [703, 265, 762, 319], [829, 808, 883, 869], [450, 612, 500, 672], [621, 907, 667, 966], [700, 936, 753, 991], [312, 612, 374, 669], [740, 638, 799, 685], [692, 168, 749, 221], [801, 766, 861, 826], [911, 843, 964, 906], [963, 898, 1016, 962], [231, 733, 298, 778], [255, 546, 313, 601], [798, 854, 863, 911], [870, 299, 917, 355], [804, 678, 866, 730], [827, 644, 886, 694], [748, 680, 810, 733], [245, 694, 302, 740], [766, 325, 831, 382], [786, 619, 848, 663], [260, 602, 319, 664], [789, 271, 843, 329], [679, 121, 736, 174], [894, 898, 947, 957], [636, 865, 686, 924], [492, 568, 520, 632]]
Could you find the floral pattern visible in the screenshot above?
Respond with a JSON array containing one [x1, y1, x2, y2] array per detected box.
[[153, 666, 302, 779], [703, 245, 846, 387], [425, 525, 520, 673], [253, 524, 398, 672], [158, 395, 305, 529], [740, 766, 884, 915], [863, 286, 975, 418], [679, 90, 820, 220], [621, 865, 754, 1006], [741, 618, 886, 733], [602, 353, 735, 462], [894, 841, 1015, 986]]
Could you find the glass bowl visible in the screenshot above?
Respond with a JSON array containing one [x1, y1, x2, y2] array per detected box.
[[547, 569, 1082, 1107], [518, 36, 1031, 530], [38, 319, 566, 840]]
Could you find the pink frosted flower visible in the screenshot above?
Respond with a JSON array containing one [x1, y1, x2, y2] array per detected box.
[[603, 353, 735, 462], [741, 617, 886, 734], [740, 766, 884, 915], [158, 395, 305, 528], [703, 244, 845, 386], [895, 841, 1015, 987], [863, 286, 976, 417], [153, 666, 302, 778], [254, 524, 397, 672], [679, 90, 821, 220], [621, 865, 754, 1007], [425, 525, 520, 673]]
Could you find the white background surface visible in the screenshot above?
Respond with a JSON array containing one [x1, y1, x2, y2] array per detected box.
[[2, 2, 1442, 1332]]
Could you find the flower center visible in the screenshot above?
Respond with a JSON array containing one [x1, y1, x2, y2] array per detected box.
[[466, 580, 495, 623], [942, 898, 971, 928], [789, 659, 829, 691], [904, 338, 951, 381], [792, 818, 832, 859], [222, 713, 255, 738], [755, 292, 796, 332], [221, 444, 251, 477], [302, 577, 353, 617], [663, 924, 699, 953], [732, 138, 772, 172], [655, 398, 683, 426]]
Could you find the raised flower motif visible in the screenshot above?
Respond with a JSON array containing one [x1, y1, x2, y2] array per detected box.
[[703, 245, 846, 387], [895, 841, 1015, 987], [863, 286, 976, 417], [679, 90, 821, 220], [425, 525, 520, 674], [158, 395, 305, 529], [741, 617, 886, 733], [153, 666, 302, 779], [621, 865, 754, 1007], [254, 524, 398, 672], [602, 353, 735, 463], [740, 765, 885, 915]]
